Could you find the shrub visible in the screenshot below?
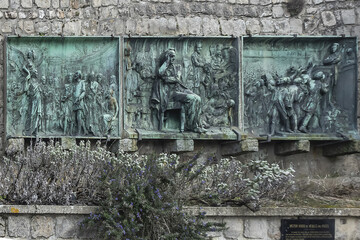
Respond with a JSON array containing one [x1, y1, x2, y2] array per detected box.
[[0, 140, 295, 238], [0, 140, 111, 205]]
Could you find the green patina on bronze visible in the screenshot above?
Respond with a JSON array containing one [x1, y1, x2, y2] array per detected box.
[[243, 37, 358, 137], [124, 37, 239, 134], [6, 37, 120, 137]]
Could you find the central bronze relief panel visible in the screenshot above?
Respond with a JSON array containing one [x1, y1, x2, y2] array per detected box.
[[123, 37, 239, 134]]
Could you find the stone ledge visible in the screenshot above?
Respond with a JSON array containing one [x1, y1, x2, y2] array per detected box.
[[185, 206, 360, 217], [0, 205, 97, 215], [1, 205, 359, 217]]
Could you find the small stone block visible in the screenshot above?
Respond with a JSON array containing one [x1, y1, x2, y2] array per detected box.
[[275, 140, 310, 156], [221, 139, 259, 156], [61, 137, 76, 150], [111, 139, 138, 152], [55, 216, 81, 238], [323, 140, 360, 157], [31, 216, 55, 238], [8, 216, 31, 238], [166, 139, 194, 153], [0, 217, 4, 237], [6, 138, 24, 155]]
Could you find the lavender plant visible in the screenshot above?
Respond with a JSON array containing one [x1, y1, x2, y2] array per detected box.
[[0, 140, 112, 205]]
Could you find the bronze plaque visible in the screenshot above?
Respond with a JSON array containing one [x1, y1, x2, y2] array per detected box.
[[6, 37, 120, 138], [243, 37, 358, 138], [281, 219, 335, 240], [123, 37, 239, 135]]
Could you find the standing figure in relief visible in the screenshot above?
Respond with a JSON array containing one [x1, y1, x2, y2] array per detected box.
[[24, 68, 43, 135], [299, 71, 329, 133], [61, 79, 73, 135], [151, 48, 205, 133], [191, 42, 207, 97], [124, 46, 141, 104], [103, 88, 119, 135], [323, 42, 342, 107], [72, 70, 87, 136]]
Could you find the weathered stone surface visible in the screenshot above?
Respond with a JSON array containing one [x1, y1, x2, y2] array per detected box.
[[63, 20, 82, 35], [125, 18, 136, 34], [0, 0, 9, 8], [321, 11, 337, 26], [233, 19, 246, 36], [0, 217, 4, 237], [55, 216, 81, 238], [8, 216, 31, 238], [313, 0, 323, 4], [52, 21, 63, 35], [111, 139, 138, 152], [223, 218, 243, 239], [323, 141, 360, 157], [1, 21, 12, 32], [275, 140, 310, 156], [6, 138, 24, 155], [187, 16, 202, 35], [21, 0, 31, 8], [244, 219, 268, 239], [60, 0, 70, 7], [341, 9, 356, 25], [114, 19, 124, 34], [274, 18, 290, 34], [221, 139, 259, 156], [35, 21, 50, 34], [31, 216, 55, 238], [202, 17, 220, 36], [35, 0, 50, 8], [267, 218, 281, 240], [290, 18, 303, 34], [261, 18, 275, 33], [246, 18, 261, 34], [165, 139, 194, 153]]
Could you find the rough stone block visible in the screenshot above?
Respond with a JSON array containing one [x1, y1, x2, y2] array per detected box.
[[6, 138, 24, 155], [31, 216, 55, 238], [8, 216, 31, 238], [341, 9, 356, 25], [0, 0, 9, 8], [0, 217, 4, 237], [274, 19, 290, 34], [246, 18, 261, 34], [313, 0, 323, 4], [244, 219, 268, 239], [261, 18, 275, 33], [52, 21, 63, 35], [321, 11, 337, 26], [165, 139, 194, 153], [221, 139, 259, 156], [35, 21, 50, 34], [187, 16, 202, 35], [290, 18, 303, 34], [223, 218, 243, 239], [60, 137, 76, 150], [323, 140, 360, 157], [111, 139, 138, 152], [275, 140, 310, 156], [233, 19, 246, 36], [1, 21, 13, 33], [21, 0, 31, 7], [63, 20, 82, 35], [202, 17, 220, 36], [35, 0, 50, 8], [60, 0, 70, 8], [55, 216, 81, 238]]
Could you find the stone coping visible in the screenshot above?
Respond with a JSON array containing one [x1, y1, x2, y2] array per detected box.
[[0, 205, 360, 217]]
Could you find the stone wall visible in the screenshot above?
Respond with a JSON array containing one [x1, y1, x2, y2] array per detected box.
[[0, 1, 360, 176], [0, 205, 359, 239]]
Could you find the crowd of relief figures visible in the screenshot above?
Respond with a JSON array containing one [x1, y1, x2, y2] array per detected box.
[[6, 39, 119, 137], [244, 39, 357, 136], [124, 39, 238, 133]]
